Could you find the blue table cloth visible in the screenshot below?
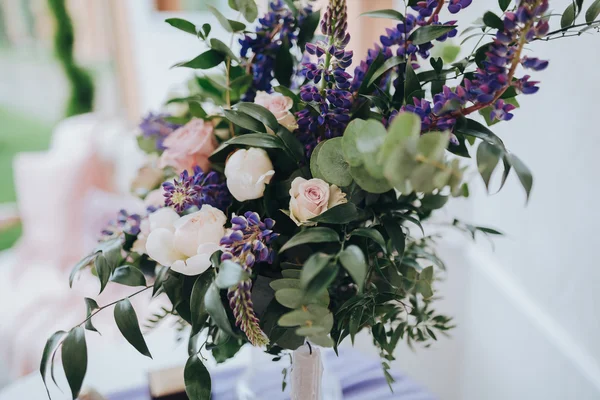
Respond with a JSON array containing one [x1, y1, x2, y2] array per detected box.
[[108, 350, 436, 400]]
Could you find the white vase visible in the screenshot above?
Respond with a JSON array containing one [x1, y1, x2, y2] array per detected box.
[[236, 344, 342, 400]]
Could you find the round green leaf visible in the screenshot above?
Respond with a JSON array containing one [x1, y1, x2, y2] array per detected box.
[[317, 137, 353, 187], [275, 288, 304, 309], [350, 165, 392, 194], [310, 141, 327, 180], [270, 278, 302, 291]]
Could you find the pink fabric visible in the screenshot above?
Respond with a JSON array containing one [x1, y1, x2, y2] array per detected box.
[[0, 114, 162, 379]]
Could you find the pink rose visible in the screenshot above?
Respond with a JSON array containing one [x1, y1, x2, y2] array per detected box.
[[254, 91, 298, 132], [288, 177, 347, 226], [159, 118, 217, 172]]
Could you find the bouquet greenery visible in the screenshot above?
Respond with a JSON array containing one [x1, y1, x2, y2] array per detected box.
[[41, 0, 600, 399]]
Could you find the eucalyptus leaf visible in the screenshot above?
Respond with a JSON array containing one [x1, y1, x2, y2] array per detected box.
[[275, 288, 305, 309], [61, 327, 87, 399], [270, 278, 302, 291], [317, 137, 353, 187], [310, 141, 327, 180], [114, 299, 152, 358], [308, 335, 334, 348], [350, 165, 393, 194]]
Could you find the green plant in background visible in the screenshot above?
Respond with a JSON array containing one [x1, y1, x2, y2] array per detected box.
[[47, 0, 95, 117]]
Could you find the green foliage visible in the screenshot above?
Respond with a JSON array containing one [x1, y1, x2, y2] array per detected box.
[[408, 25, 458, 45], [61, 327, 88, 399], [360, 9, 405, 21], [228, 0, 259, 22], [47, 0, 95, 117], [114, 299, 152, 358], [184, 354, 212, 400]]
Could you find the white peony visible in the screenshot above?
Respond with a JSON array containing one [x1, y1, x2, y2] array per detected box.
[[145, 205, 226, 276], [224, 148, 275, 202]]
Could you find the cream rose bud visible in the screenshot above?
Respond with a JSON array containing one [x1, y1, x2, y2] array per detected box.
[[224, 148, 275, 202], [254, 91, 298, 132], [145, 205, 226, 276], [288, 177, 347, 226]]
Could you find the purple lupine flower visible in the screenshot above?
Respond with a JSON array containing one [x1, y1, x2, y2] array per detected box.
[[393, 0, 550, 130], [448, 0, 472, 14], [139, 113, 182, 150], [295, 0, 354, 156], [220, 212, 279, 346], [101, 209, 142, 238], [239, 0, 316, 100], [490, 99, 517, 122], [351, 0, 470, 92], [162, 166, 231, 213]]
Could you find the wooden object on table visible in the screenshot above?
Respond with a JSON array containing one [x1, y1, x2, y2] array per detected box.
[[148, 366, 188, 400]]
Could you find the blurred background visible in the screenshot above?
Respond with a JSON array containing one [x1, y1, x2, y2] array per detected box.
[[0, 0, 599, 399]]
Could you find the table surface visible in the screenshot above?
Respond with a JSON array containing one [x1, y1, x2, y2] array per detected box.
[[0, 327, 436, 400], [107, 350, 434, 400]]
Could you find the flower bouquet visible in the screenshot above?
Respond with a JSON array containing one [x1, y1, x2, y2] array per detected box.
[[41, 0, 600, 399]]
